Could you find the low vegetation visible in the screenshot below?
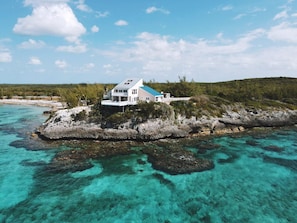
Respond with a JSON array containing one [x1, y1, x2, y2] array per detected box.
[[0, 83, 114, 108], [171, 95, 227, 118], [147, 76, 297, 105], [89, 101, 174, 128], [1, 77, 297, 125]]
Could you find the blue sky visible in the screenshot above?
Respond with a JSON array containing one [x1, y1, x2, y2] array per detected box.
[[1, 0, 297, 84]]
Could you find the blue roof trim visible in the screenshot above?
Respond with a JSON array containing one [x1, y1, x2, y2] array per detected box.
[[141, 86, 163, 97]]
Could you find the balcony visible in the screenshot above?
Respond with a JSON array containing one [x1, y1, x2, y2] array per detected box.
[[101, 100, 137, 106]]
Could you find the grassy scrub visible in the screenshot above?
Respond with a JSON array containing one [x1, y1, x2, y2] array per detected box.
[[1, 77, 297, 110]]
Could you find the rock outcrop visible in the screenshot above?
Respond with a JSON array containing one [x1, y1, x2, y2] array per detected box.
[[219, 107, 297, 128], [37, 105, 297, 141], [142, 147, 214, 175]]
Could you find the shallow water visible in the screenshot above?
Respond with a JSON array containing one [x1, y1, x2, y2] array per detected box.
[[0, 105, 296, 223]]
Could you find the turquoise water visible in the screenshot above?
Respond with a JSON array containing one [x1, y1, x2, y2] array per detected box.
[[0, 105, 297, 223]]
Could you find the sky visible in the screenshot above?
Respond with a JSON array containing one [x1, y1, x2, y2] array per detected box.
[[1, 0, 297, 84]]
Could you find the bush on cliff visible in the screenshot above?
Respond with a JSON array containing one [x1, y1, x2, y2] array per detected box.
[[98, 102, 174, 128], [132, 101, 174, 121], [71, 110, 87, 122], [171, 95, 226, 118]]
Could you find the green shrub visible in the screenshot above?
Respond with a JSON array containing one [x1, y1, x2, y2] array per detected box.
[[132, 101, 173, 121], [71, 110, 87, 122], [105, 112, 132, 128]]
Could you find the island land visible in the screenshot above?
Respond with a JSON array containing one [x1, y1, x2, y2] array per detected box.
[[2, 77, 297, 174]]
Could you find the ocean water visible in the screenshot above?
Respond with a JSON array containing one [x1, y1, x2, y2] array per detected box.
[[0, 105, 297, 223]]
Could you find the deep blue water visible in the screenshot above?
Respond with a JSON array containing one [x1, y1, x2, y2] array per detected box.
[[0, 105, 297, 223]]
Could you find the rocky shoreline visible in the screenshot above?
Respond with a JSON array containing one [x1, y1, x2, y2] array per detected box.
[[37, 105, 297, 141], [34, 104, 297, 175]]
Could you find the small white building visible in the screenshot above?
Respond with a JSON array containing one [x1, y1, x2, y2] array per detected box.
[[101, 78, 164, 107]]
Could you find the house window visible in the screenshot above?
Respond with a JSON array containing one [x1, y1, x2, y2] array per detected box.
[[115, 89, 118, 93], [132, 89, 137, 94]]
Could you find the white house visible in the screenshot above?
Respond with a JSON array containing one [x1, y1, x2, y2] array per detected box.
[[101, 78, 164, 107]]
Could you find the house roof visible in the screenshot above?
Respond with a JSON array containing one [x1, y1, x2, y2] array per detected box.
[[114, 78, 142, 90], [141, 86, 163, 97]]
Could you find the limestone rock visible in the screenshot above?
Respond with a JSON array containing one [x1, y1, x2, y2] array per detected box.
[[38, 105, 297, 141]]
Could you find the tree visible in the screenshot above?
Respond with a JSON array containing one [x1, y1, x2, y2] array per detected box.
[[165, 76, 196, 97]]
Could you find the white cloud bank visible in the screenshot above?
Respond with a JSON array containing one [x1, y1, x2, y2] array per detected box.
[[56, 44, 87, 53], [100, 23, 297, 82], [268, 22, 297, 43], [19, 39, 45, 49], [13, 2, 86, 43]]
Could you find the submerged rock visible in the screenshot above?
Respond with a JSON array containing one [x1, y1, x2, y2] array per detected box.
[[46, 149, 94, 173], [45, 142, 133, 173], [262, 145, 284, 152], [197, 143, 221, 154], [246, 140, 258, 146], [263, 156, 297, 172], [142, 147, 214, 175], [152, 173, 175, 188]]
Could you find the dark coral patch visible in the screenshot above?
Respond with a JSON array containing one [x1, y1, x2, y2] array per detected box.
[[142, 147, 214, 175], [263, 156, 297, 172], [262, 145, 284, 152]]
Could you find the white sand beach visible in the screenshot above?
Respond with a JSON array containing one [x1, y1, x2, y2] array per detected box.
[[0, 99, 65, 110]]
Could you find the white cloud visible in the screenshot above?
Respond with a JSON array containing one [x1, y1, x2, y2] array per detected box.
[[233, 14, 246, 20], [102, 63, 120, 75], [84, 63, 95, 70], [91, 25, 99, 33], [115, 20, 128, 26], [268, 22, 297, 43], [216, 32, 224, 39], [221, 5, 233, 11], [234, 7, 266, 20], [100, 30, 284, 81], [146, 6, 157, 14], [95, 11, 109, 18], [28, 56, 42, 65], [24, 0, 70, 7], [55, 60, 67, 68], [0, 48, 12, 63], [19, 39, 45, 49], [110, 30, 264, 63], [103, 64, 112, 69], [250, 7, 267, 13], [76, 0, 92, 12], [0, 38, 11, 43], [146, 6, 170, 15], [13, 3, 86, 43], [273, 10, 289, 20], [56, 44, 87, 53]]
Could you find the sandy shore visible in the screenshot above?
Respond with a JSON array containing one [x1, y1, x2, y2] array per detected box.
[[0, 99, 65, 110]]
